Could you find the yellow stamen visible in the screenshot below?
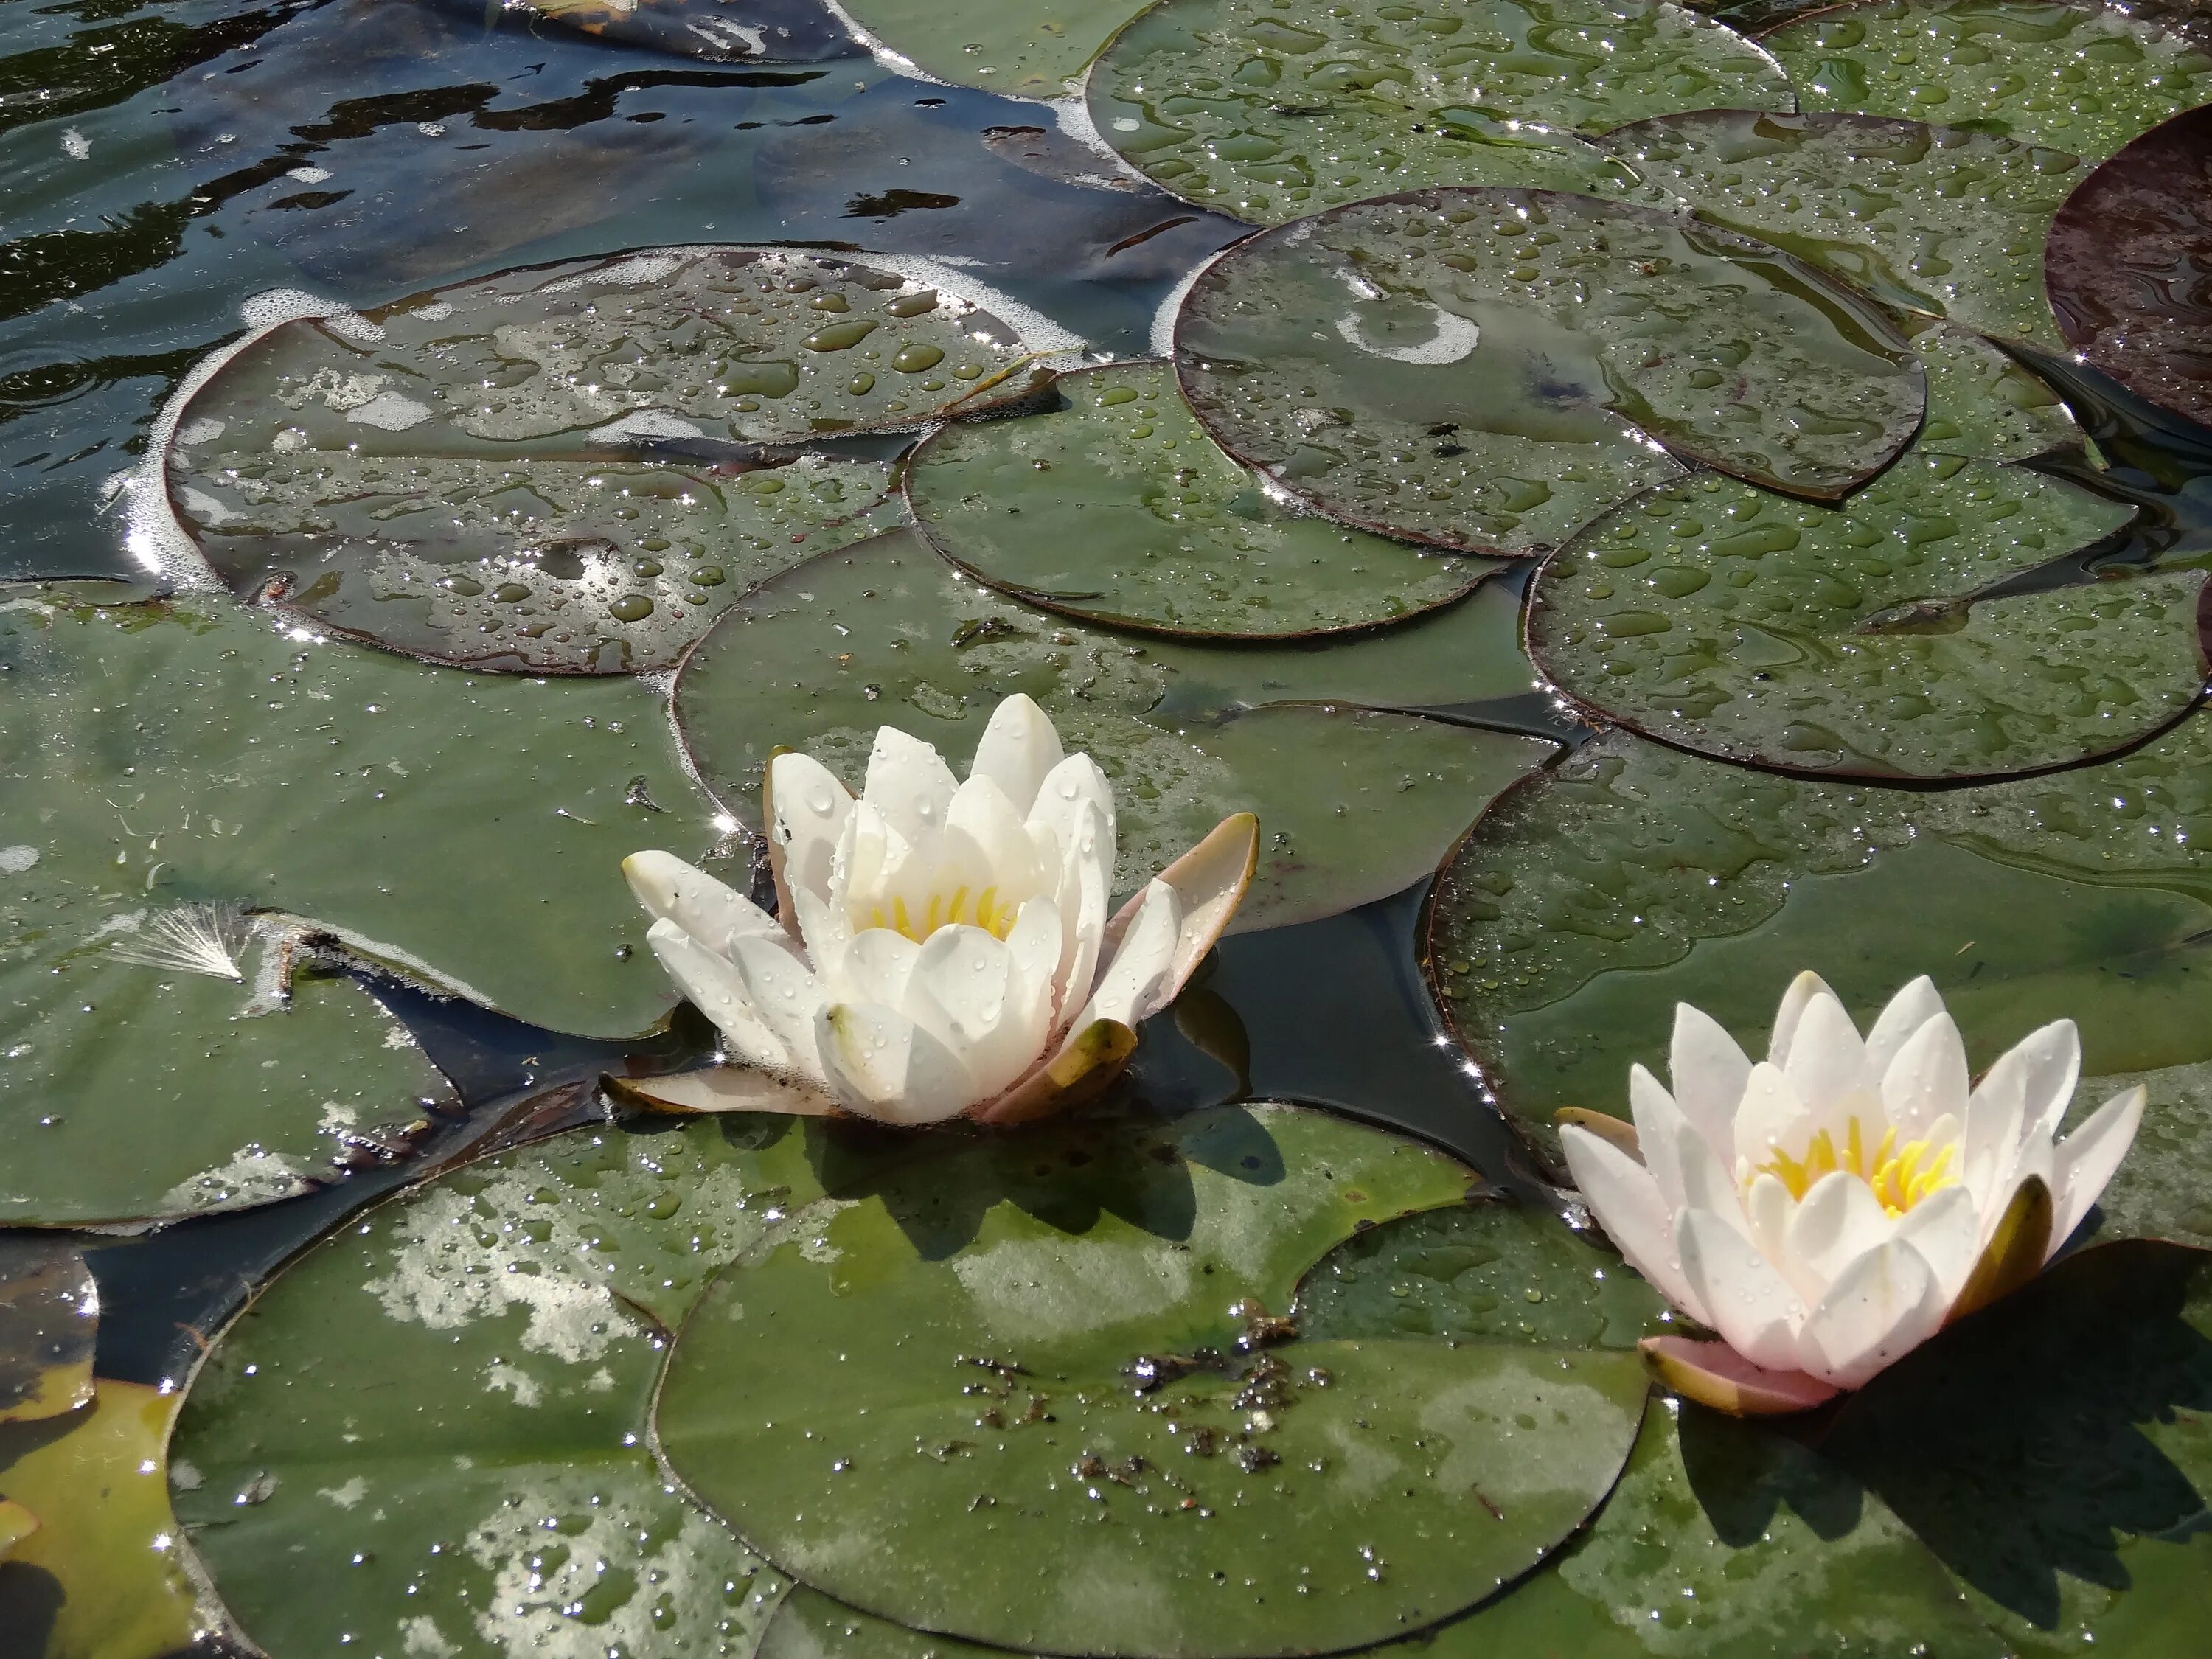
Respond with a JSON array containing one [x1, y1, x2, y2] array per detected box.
[[1748, 1113, 1960, 1218]]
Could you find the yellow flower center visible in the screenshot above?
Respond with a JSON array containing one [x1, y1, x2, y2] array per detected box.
[[1748, 1115, 1959, 1218], [861, 885, 1017, 944]]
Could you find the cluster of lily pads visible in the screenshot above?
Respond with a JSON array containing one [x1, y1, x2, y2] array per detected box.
[[8, 0, 2212, 1655]]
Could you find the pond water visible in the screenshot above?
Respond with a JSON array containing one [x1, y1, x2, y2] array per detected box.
[[4, 1, 2212, 1657]]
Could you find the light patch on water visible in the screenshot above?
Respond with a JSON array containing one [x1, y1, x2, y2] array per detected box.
[[344, 391, 435, 431], [1147, 247, 1231, 358], [400, 1615, 460, 1659], [175, 417, 226, 446], [950, 1233, 1192, 1339], [408, 301, 453, 321], [484, 1360, 543, 1408], [318, 1476, 367, 1509], [159, 1144, 310, 1215], [61, 127, 88, 159], [1419, 1360, 1634, 1508], [853, 251, 1083, 359], [178, 486, 236, 527], [0, 846, 37, 874], [285, 164, 331, 184], [686, 16, 765, 54], [1333, 307, 1481, 365], [540, 251, 695, 293], [587, 408, 707, 444]]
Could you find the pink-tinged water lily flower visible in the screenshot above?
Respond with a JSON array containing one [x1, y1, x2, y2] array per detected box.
[[621, 694, 1256, 1126], [1560, 973, 2146, 1416]]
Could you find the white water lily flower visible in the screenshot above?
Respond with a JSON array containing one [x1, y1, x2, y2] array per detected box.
[[1560, 972, 2146, 1416], [622, 694, 1256, 1126]]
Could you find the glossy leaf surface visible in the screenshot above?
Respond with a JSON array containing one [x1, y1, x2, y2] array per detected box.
[[1904, 318, 2081, 461], [839, 0, 1154, 94]]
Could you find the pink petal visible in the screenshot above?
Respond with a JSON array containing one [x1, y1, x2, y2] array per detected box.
[[1640, 1334, 1841, 1417]]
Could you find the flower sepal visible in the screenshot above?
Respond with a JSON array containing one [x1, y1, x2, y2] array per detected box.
[[1638, 1334, 1843, 1417]]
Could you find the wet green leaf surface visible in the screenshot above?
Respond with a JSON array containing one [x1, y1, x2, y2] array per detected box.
[[0, 582, 715, 1051], [1823, 1240, 2212, 1656], [905, 362, 1492, 639], [1767, 0, 2212, 164], [167, 247, 1047, 672], [1604, 109, 2084, 344], [0, 1242, 96, 1423], [170, 1117, 841, 1659], [671, 529, 1554, 931], [1904, 317, 2081, 461], [1530, 458, 2186, 780], [1430, 717, 2212, 1153], [1176, 189, 1924, 557], [658, 1104, 1650, 1658], [2067, 1058, 2212, 1248], [1088, 0, 1784, 226], [759, 1587, 1006, 1659], [840, 0, 1152, 94]]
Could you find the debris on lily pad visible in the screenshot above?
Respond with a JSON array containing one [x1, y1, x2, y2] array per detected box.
[[1767, 0, 2212, 164], [1088, 0, 1784, 225], [1430, 714, 2212, 1155], [1530, 457, 2191, 780], [904, 361, 1495, 638], [672, 529, 1557, 931], [657, 1104, 1649, 1658], [163, 248, 1058, 672], [1604, 109, 2084, 345], [2045, 104, 2212, 431], [171, 1118, 827, 1659], [1175, 188, 1924, 560]]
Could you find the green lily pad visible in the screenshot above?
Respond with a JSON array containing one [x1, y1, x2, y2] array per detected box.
[[509, 0, 860, 62], [657, 1103, 1650, 1658], [1175, 188, 1925, 556], [165, 247, 1057, 672], [0, 1245, 95, 1424], [2066, 1058, 2212, 1248], [1528, 457, 2188, 781], [903, 362, 1494, 639], [1824, 1239, 2212, 1655], [168, 1116, 852, 1659], [1391, 1404, 2010, 1658], [1904, 317, 2082, 461], [1603, 110, 2084, 345], [672, 529, 1555, 931], [1087, 0, 1787, 226], [760, 1589, 1001, 1659], [0, 1382, 211, 1659], [1429, 715, 2212, 1156], [837, 0, 1151, 94], [0, 582, 714, 1049], [1766, 0, 2212, 164]]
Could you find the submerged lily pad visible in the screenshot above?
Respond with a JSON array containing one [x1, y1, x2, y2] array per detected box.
[[0, 583, 714, 1048], [1530, 458, 2188, 780], [0, 1382, 209, 1659], [672, 529, 1555, 931], [2045, 105, 2212, 431], [1767, 0, 2212, 164], [904, 362, 1493, 639], [1604, 109, 2083, 344], [0, 1244, 95, 1423], [170, 1118, 835, 1659], [658, 1104, 1649, 1658], [1087, 0, 1786, 226], [1905, 318, 2082, 460], [1824, 1240, 2212, 1655], [1176, 188, 1924, 556], [1430, 714, 2212, 1155], [167, 247, 1053, 672]]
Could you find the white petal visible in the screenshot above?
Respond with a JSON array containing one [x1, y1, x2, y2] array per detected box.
[[1047, 801, 1112, 1033], [1783, 1171, 1897, 1306], [1964, 1056, 2029, 1211], [2049, 1085, 2145, 1253], [814, 1001, 976, 1124], [1742, 1171, 1796, 1273], [834, 801, 911, 923], [1669, 1002, 1753, 1161], [1674, 1116, 1752, 1241], [900, 925, 1042, 1102], [1781, 991, 1871, 1117], [1028, 754, 1117, 944], [727, 934, 827, 1080], [1863, 975, 1946, 1084], [1076, 878, 1183, 1031], [1099, 813, 1256, 1015], [1676, 1207, 1811, 1374], [826, 928, 919, 1008], [2008, 1020, 2084, 1146], [1733, 1062, 1812, 1173], [1891, 1183, 1980, 1305], [624, 852, 784, 953], [861, 725, 959, 844], [766, 751, 852, 914], [967, 694, 1063, 817], [945, 774, 1049, 903], [1003, 896, 1065, 1036], [1767, 970, 1841, 1067], [1559, 1126, 1709, 1325], [1799, 1239, 1947, 1390], [790, 886, 852, 968], [1879, 1012, 1969, 1141], [1629, 1065, 1691, 1215], [646, 918, 796, 1076]]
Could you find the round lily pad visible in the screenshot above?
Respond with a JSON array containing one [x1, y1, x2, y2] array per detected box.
[[2045, 105, 2212, 430], [1904, 318, 2082, 461], [0, 582, 716, 1048], [1766, 0, 2212, 164], [165, 247, 1054, 673], [1429, 714, 2212, 1157], [1530, 457, 2194, 781], [1175, 188, 1924, 559], [655, 1104, 1650, 1658], [1602, 109, 2084, 345], [169, 1116, 846, 1659], [1823, 1239, 2212, 1655], [903, 362, 1492, 639], [670, 529, 1557, 932], [0, 1243, 96, 1425], [1086, 0, 1787, 226]]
